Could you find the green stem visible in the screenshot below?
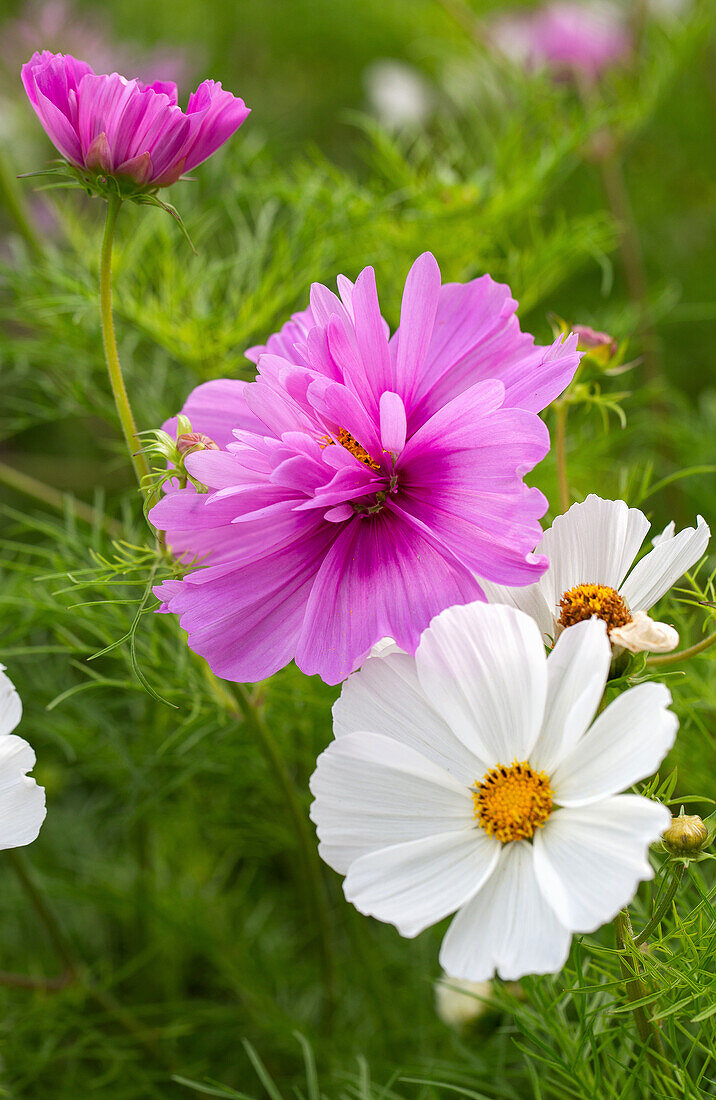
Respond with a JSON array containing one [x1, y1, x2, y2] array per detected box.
[[7, 848, 171, 1066], [614, 908, 665, 1058], [554, 402, 570, 514], [0, 148, 43, 258], [0, 458, 123, 537], [202, 667, 335, 1013], [99, 195, 151, 491], [6, 849, 79, 978], [634, 864, 685, 946], [647, 630, 716, 668]]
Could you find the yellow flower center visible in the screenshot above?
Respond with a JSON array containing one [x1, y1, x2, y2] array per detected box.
[[558, 583, 632, 631], [473, 760, 553, 843], [321, 427, 380, 469]]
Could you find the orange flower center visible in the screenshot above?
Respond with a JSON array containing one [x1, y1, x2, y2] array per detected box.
[[321, 427, 380, 469], [558, 583, 632, 631], [473, 760, 553, 843]]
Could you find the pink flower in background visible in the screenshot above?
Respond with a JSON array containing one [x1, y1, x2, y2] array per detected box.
[[21, 51, 249, 187], [1, 1, 200, 90], [490, 2, 631, 82], [151, 253, 580, 685]]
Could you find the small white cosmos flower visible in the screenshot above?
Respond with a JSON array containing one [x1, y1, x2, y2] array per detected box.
[[0, 666, 46, 850], [310, 603, 676, 982], [480, 495, 710, 654]]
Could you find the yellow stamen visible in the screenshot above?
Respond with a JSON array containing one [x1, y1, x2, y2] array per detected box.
[[473, 760, 553, 844], [320, 427, 380, 470], [558, 582, 631, 631]]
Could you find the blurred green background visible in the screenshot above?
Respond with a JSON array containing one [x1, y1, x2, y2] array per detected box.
[[0, 1, 715, 1097]]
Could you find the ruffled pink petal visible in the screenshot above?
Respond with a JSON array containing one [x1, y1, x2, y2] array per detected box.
[[182, 79, 250, 171], [154, 525, 338, 682], [295, 507, 483, 684], [394, 251, 441, 402]]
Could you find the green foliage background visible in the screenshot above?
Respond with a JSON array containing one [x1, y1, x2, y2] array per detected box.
[[0, 1, 715, 1097]]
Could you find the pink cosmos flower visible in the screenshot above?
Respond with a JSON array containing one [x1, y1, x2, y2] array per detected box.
[[490, 2, 631, 82], [150, 253, 580, 685], [21, 50, 249, 188]]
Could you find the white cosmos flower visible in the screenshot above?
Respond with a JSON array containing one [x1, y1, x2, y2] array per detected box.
[[0, 666, 46, 849], [310, 603, 675, 982], [480, 495, 710, 653]]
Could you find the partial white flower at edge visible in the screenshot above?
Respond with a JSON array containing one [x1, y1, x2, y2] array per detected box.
[[480, 495, 709, 654], [310, 604, 676, 982], [0, 666, 46, 849]]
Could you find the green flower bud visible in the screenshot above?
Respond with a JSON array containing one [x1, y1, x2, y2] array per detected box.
[[662, 814, 710, 857]]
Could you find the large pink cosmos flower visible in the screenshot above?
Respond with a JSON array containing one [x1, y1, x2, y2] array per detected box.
[[150, 253, 580, 685], [490, 2, 631, 82], [21, 51, 249, 188]]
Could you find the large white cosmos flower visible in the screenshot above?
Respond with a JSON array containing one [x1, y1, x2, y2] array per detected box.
[[0, 666, 46, 849], [481, 495, 710, 654], [310, 603, 676, 981]]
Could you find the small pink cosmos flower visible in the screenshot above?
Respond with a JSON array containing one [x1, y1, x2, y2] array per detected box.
[[21, 50, 249, 188], [490, 2, 631, 83], [151, 253, 581, 685]]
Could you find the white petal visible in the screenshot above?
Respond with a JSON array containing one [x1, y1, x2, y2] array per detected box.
[[533, 796, 670, 932], [0, 734, 37, 792], [0, 667, 22, 738], [531, 618, 611, 774], [439, 842, 572, 981], [333, 649, 484, 783], [620, 515, 710, 612], [0, 777, 46, 849], [416, 602, 547, 768], [544, 496, 650, 603], [479, 578, 556, 644], [344, 827, 500, 937], [551, 682, 678, 806], [652, 521, 675, 547], [309, 731, 473, 875]]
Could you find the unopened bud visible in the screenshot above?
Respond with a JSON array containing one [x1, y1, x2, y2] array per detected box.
[[662, 814, 710, 856], [573, 324, 618, 361], [609, 611, 679, 654], [435, 975, 493, 1029], [177, 431, 220, 456]]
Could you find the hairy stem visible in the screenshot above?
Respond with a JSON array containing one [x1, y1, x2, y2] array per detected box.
[[554, 402, 570, 514], [647, 630, 716, 668], [99, 195, 151, 491], [614, 908, 665, 1058], [634, 864, 685, 947]]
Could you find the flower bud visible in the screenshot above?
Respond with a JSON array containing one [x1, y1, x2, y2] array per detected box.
[[435, 975, 493, 1029], [662, 813, 710, 856], [609, 610, 679, 654], [177, 431, 220, 456], [573, 324, 618, 364]]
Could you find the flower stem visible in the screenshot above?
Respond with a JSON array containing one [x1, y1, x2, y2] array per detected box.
[[6, 849, 79, 979], [99, 195, 151, 491], [0, 458, 123, 536], [614, 908, 665, 1058], [634, 863, 685, 946], [0, 149, 43, 258], [554, 401, 570, 513], [646, 630, 716, 668], [202, 667, 335, 1014]]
